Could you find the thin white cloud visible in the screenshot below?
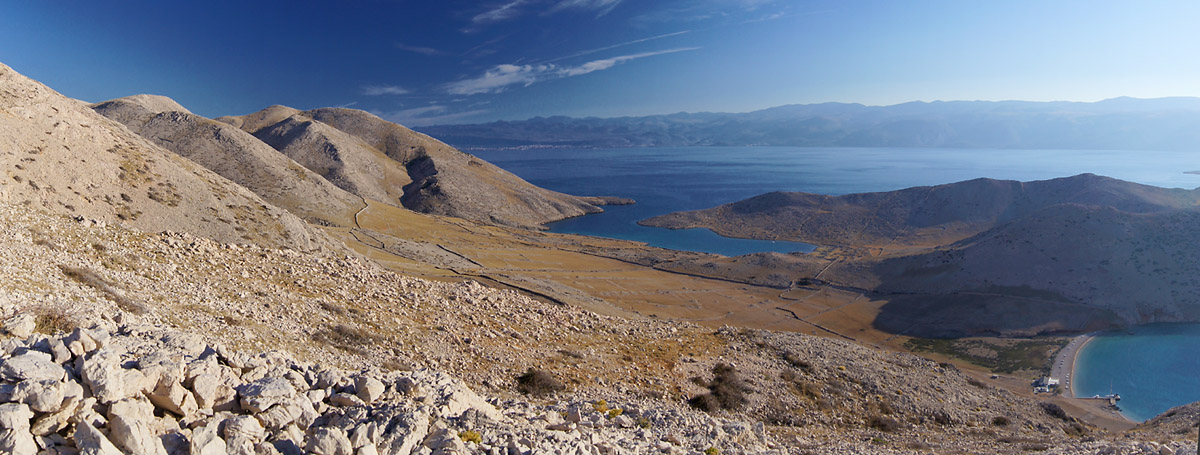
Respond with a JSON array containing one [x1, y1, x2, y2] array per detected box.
[[377, 106, 492, 127], [550, 0, 623, 16], [395, 43, 443, 56], [445, 47, 699, 95], [362, 85, 410, 96], [543, 30, 690, 63], [445, 64, 550, 95], [473, 0, 529, 24]]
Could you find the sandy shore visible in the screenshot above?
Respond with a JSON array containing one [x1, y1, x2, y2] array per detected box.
[[1050, 332, 1139, 429], [1051, 333, 1093, 397]]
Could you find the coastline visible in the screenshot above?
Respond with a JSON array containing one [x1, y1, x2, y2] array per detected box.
[[1056, 332, 1139, 427], [1066, 334, 1094, 398], [1046, 332, 1132, 430], [1051, 332, 1094, 398]]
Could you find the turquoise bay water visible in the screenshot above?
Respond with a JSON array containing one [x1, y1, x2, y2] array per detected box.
[[475, 145, 1200, 421], [1074, 324, 1200, 422]]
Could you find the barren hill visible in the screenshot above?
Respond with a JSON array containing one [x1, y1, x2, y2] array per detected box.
[[644, 174, 1200, 336], [867, 204, 1200, 336], [642, 174, 1200, 247], [219, 107, 629, 228], [90, 95, 363, 227], [0, 63, 332, 252]]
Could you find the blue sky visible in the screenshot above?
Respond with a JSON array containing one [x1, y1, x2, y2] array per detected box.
[[2, 1, 1198, 126]]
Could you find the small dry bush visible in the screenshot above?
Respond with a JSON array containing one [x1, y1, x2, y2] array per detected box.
[[927, 410, 954, 426], [689, 363, 750, 412], [867, 414, 902, 432], [516, 368, 564, 396], [458, 430, 482, 444], [34, 311, 77, 335], [58, 265, 147, 314], [311, 323, 384, 354], [783, 352, 813, 372], [1039, 402, 1070, 421]]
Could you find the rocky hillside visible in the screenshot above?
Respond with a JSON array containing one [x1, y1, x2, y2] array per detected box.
[[90, 96, 363, 227], [3, 62, 1198, 454], [641, 174, 1200, 247], [4, 202, 1194, 453], [0, 63, 332, 252], [219, 107, 629, 229]]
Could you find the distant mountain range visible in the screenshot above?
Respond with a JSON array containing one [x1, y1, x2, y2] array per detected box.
[[419, 97, 1200, 151]]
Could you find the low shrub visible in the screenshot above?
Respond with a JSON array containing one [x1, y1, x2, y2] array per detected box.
[[59, 265, 146, 314], [928, 410, 954, 426], [516, 368, 564, 396], [783, 352, 813, 372], [688, 363, 750, 413], [867, 414, 902, 432], [34, 311, 76, 335], [993, 416, 1011, 426], [1039, 402, 1069, 421], [458, 430, 482, 444]]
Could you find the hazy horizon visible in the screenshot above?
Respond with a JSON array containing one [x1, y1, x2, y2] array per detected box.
[[3, 1, 1199, 127]]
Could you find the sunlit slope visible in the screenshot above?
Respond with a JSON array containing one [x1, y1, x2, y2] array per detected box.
[[0, 63, 333, 251], [92, 95, 363, 227]]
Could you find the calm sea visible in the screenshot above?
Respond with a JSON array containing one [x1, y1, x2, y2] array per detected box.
[[1074, 324, 1200, 422], [474, 145, 1200, 421], [475, 146, 1199, 255]]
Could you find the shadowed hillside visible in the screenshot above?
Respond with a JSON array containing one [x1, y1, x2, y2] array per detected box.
[[644, 174, 1200, 337], [869, 204, 1200, 336], [219, 107, 630, 229], [642, 174, 1200, 247]]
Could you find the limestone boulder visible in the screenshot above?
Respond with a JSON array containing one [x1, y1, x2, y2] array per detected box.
[[0, 403, 37, 455], [73, 420, 123, 455], [147, 379, 198, 417], [11, 379, 65, 413], [81, 350, 151, 404], [223, 415, 265, 455], [354, 376, 385, 404], [306, 427, 353, 455], [106, 398, 167, 455], [2, 314, 36, 339], [237, 377, 296, 413], [0, 352, 65, 382], [189, 419, 227, 455]]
